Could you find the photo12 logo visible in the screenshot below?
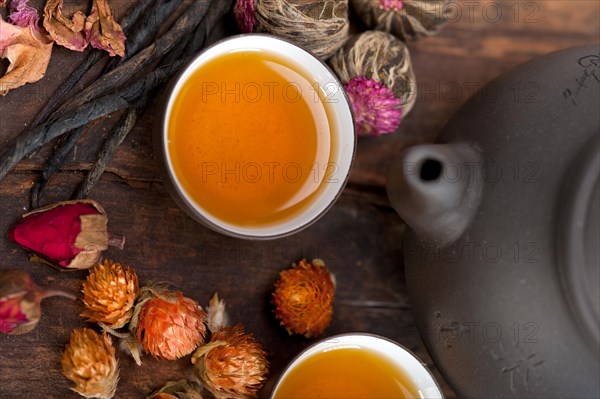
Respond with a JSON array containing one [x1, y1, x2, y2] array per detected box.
[[200, 161, 340, 184], [425, 319, 540, 347]]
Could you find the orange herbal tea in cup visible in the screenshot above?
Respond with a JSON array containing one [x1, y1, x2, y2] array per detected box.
[[271, 334, 443, 399], [168, 50, 331, 226], [272, 346, 419, 399], [159, 35, 355, 238]]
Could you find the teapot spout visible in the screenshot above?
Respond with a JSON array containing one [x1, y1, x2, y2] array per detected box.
[[387, 142, 483, 245]]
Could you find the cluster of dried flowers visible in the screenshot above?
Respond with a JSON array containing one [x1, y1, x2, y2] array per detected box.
[[3, 199, 338, 398], [233, 0, 449, 137], [0, 0, 125, 95], [62, 260, 270, 399]]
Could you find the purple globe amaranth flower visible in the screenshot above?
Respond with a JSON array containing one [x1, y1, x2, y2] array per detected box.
[[0, 270, 75, 335], [343, 76, 403, 137], [380, 0, 404, 11], [234, 0, 257, 33]]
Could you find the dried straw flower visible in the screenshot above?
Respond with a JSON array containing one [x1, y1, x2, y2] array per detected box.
[[62, 328, 119, 399], [146, 380, 203, 399], [81, 260, 139, 329], [272, 258, 335, 337], [191, 324, 269, 399], [129, 286, 207, 360], [329, 31, 417, 136], [350, 0, 451, 42], [234, 0, 350, 59]]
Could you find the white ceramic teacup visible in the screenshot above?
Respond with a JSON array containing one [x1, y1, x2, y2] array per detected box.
[[155, 34, 355, 239], [270, 333, 444, 399]]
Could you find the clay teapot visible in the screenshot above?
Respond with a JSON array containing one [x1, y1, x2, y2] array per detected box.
[[387, 45, 599, 398]]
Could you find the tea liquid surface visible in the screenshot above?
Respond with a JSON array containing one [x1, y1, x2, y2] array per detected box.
[[273, 346, 421, 399], [168, 50, 332, 227]]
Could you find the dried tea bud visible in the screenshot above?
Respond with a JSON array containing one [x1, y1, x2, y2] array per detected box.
[[62, 328, 119, 399], [0, 270, 75, 334], [8, 200, 124, 270], [191, 324, 269, 399], [350, 0, 451, 42], [129, 286, 207, 360], [272, 258, 335, 337], [81, 260, 139, 328], [234, 0, 349, 59], [146, 380, 203, 399], [329, 31, 417, 136]]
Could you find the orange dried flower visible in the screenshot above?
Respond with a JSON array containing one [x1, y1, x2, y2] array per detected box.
[[146, 380, 203, 399], [191, 324, 269, 399], [272, 258, 335, 338], [130, 287, 207, 360], [62, 328, 119, 399], [81, 260, 139, 328]]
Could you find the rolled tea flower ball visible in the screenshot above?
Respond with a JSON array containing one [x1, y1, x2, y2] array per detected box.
[[234, 0, 350, 59], [329, 31, 417, 137], [350, 0, 451, 42]]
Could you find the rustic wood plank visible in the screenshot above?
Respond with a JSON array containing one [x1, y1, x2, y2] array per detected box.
[[1, 0, 598, 398]]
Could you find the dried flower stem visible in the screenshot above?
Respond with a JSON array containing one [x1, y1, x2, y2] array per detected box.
[[73, 106, 139, 199], [0, 0, 232, 184], [29, 0, 156, 129], [30, 126, 86, 209], [54, 0, 214, 116], [29, 0, 167, 207]]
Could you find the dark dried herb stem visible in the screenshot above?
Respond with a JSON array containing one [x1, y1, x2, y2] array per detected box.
[[30, 0, 157, 128], [0, 61, 183, 181], [73, 106, 139, 199], [55, 0, 213, 115]]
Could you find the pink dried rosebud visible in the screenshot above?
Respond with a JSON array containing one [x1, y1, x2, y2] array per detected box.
[[0, 270, 76, 334], [8, 200, 124, 270], [344, 76, 403, 137]]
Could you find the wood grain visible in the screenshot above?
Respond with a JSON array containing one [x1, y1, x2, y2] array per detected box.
[[1, 1, 598, 398]]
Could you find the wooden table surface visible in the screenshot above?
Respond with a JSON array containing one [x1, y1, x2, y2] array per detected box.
[[1, 1, 598, 398]]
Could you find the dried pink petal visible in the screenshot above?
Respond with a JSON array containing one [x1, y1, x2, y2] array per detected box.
[[0, 19, 53, 96], [84, 0, 126, 57], [380, 0, 403, 11], [8, 0, 40, 30], [343, 75, 403, 137], [43, 0, 88, 52], [234, 0, 256, 33]]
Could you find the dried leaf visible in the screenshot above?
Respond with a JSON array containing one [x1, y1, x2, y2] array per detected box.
[[84, 0, 125, 57], [0, 19, 53, 96], [43, 0, 87, 51], [8, 0, 40, 29]]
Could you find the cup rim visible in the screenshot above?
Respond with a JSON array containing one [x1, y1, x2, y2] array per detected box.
[[158, 33, 356, 240], [269, 332, 444, 399]]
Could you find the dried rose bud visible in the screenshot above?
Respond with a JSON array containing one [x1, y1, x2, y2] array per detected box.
[[129, 287, 207, 360], [146, 380, 203, 399], [81, 260, 139, 328], [8, 200, 124, 270], [0, 270, 75, 335], [272, 258, 335, 338], [62, 328, 119, 399], [191, 324, 269, 399]]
